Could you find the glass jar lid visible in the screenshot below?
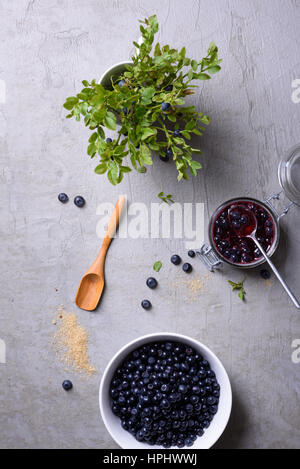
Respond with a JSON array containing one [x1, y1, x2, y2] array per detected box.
[[278, 144, 300, 206]]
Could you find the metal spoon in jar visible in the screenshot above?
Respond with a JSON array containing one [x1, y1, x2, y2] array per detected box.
[[228, 205, 300, 309]]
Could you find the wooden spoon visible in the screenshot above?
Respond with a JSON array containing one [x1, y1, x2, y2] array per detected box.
[[75, 196, 126, 311]]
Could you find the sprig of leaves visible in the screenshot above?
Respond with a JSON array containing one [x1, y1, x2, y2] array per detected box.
[[228, 277, 246, 301], [153, 261, 162, 272], [158, 192, 174, 204], [63, 15, 221, 190]]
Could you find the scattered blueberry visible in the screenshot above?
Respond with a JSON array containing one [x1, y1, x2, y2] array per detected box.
[[260, 269, 271, 280], [146, 277, 158, 289], [118, 80, 126, 87], [171, 255, 181, 265], [106, 138, 112, 143], [182, 263, 192, 273], [173, 130, 181, 137], [123, 107, 128, 115], [141, 300, 152, 310], [74, 195, 85, 208], [161, 102, 170, 111], [62, 380, 73, 391], [110, 340, 219, 448], [58, 193, 69, 204], [165, 85, 173, 91], [188, 250, 195, 258]]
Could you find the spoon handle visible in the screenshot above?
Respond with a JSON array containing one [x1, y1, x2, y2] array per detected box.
[[252, 237, 300, 309]]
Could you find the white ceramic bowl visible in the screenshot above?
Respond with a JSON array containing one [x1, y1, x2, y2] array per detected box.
[[99, 332, 232, 449]]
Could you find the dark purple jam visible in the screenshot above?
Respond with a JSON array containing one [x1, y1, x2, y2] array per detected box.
[[212, 200, 276, 265]]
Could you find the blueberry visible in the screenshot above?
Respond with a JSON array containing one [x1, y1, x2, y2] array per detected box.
[[146, 277, 157, 289], [182, 263, 192, 273], [232, 221, 241, 230], [165, 85, 173, 91], [161, 102, 170, 111], [207, 396, 216, 405], [188, 250, 196, 258], [123, 107, 128, 115], [62, 380, 73, 391], [160, 398, 170, 409], [184, 437, 193, 447], [230, 253, 239, 263], [166, 148, 173, 158], [74, 196, 85, 208], [118, 80, 126, 87], [260, 269, 271, 280], [141, 300, 152, 310], [265, 226, 273, 236], [265, 220, 272, 227], [254, 248, 261, 258], [240, 215, 249, 225], [106, 137, 112, 143], [178, 384, 187, 394], [173, 129, 181, 137], [231, 210, 241, 220], [171, 255, 181, 265], [224, 249, 231, 258], [58, 193, 69, 204]]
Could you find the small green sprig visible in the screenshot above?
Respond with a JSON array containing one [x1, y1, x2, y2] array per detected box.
[[63, 15, 221, 191], [228, 277, 246, 301], [158, 192, 174, 204], [153, 261, 162, 272]]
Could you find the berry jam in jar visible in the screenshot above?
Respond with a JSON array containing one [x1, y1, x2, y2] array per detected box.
[[210, 198, 278, 266]]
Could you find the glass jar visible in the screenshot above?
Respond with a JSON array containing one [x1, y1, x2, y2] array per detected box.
[[197, 145, 300, 271]]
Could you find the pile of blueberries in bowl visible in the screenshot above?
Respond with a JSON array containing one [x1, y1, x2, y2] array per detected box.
[[99, 333, 232, 449]]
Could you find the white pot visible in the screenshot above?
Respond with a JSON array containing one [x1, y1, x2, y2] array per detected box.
[[99, 61, 133, 89]]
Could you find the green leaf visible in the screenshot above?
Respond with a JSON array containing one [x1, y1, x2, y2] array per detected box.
[[185, 120, 196, 131], [104, 112, 116, 130], [207, 65, 221, 74], [63, 101, 76, 110], [197, 73, 211, 80], [191, 60, 198, 71], [89, 132, 98, 143], [141, 128, 157, 141], [228, 278, 246, 301], [140, 145, 153, 165], [153, 261, 162, 272], [94, 163, 107, 174]]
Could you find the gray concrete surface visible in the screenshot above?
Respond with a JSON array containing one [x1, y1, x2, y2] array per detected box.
[[0, 0, 300, 449]]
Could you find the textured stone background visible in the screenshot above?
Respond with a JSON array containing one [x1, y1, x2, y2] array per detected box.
[[0, 0, 300, 449]]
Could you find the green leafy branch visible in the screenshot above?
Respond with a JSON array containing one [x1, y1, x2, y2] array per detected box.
[[158, 192, 174, 204], [228, 277, 247, 301], [63, 15, 222, 189]]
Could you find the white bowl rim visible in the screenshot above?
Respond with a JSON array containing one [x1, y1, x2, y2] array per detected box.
[[99, 332, 232, 450]]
